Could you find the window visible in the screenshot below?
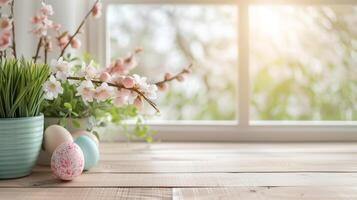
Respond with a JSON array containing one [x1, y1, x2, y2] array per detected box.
[[107, 5, 238, 121], [88, 0, 357, 141], [251, 5, 357, 121]]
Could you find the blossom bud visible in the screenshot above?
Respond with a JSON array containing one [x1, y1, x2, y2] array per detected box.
[[184, 68, 192, 74], [70, 38, 82, 49], [176, 75, 185, 82], [0, 17, 12, 31], [0, 0, 11, 7], [134, 47, 143, 54], [122, 77, 135, 88], [133, 97, 143, 109], [158, 83, 168, 92], [92, 2, 102, 19], [164, 72, 172, 80]]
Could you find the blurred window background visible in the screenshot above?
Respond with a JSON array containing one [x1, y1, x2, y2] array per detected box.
[[107, 4, 357, 122]]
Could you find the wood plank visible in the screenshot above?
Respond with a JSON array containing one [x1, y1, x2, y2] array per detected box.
[[2, 172, 357, 187], [35, 152, 357, 173], [89, 158, 357, 173], [99, 143, 357, 153], [98, 152, 357, 162], [173, 187, 357, 200], [0, 188, 171, 200]]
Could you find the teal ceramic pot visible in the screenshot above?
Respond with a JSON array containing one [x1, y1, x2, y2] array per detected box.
[[0, 115, 44, 179]]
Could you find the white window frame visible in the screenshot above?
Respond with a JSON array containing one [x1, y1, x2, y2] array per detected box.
[[87, 0, 357, 142]]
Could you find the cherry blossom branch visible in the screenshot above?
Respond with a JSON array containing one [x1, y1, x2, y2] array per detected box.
[[10, 0, 17, 58], [44, 44, 48, 64], [66, 76, 160, 113], [155, 64, 193, 86], [58, 0, 99, 58], [33, 37, 43, 63]]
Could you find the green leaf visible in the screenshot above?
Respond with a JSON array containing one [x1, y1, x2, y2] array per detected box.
[[72, 119, 81, 128], [64, 102, 72, 110]]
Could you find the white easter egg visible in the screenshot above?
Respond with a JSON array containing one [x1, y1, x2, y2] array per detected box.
[[44, 125, 73, 154], [71, 130, 99, 147], [51, 142, 84, 180]]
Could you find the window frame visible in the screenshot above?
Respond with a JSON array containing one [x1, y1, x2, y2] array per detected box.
[[87, 0, 357, 142]]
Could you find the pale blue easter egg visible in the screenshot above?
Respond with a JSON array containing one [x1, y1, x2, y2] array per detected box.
[[74, 135, 99, 170]]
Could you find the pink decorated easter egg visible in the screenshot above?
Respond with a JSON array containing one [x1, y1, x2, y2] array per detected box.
[[51, 142, 84, 180]]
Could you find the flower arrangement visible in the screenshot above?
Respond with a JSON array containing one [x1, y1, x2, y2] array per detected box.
[[0, 0, 191, 141], [0, 0, 191, 180]]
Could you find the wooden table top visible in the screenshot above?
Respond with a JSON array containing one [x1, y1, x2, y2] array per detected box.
[[1, 143, 357, 199]]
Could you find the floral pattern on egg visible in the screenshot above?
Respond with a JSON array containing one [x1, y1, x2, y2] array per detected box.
[[51, 142, 84, 180]]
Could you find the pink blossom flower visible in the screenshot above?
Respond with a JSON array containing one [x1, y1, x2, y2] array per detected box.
[[76, 80, 95, 102], [40, 2, 54, 16], [91, 2, 102, 19], [43, 75, 63, 100], [31, 3, 55, 37], [122, 76, 135, 88], [99, 72, 112, 82], [95, 82, 112, 102], [32, 17, 53, 36], [106, 59, 127, 76], [133, 97, 143, 109], [0, 0, 11, 6], [0, 30, 11, 51]]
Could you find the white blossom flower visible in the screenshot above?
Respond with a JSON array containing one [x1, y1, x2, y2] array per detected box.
[[40, 2, 54, 16], [112, 88, 133, 107], [113, 95, 126, 107], [79, 61, 98, 79], [43, 75, 63, 100], [94, 82, 112, 102], [50, 57, 71, 80], [146, 84, 158, 100], [76, 80, 95, 102], [132, 74, 158, 100]]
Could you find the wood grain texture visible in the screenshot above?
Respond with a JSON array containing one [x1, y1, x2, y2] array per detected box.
[[3, 143, 357, 199], [0, 188, 171, 200], [173, 187, 357, 200], [99, 143, 357, 153], [2, 172, 357, 187]]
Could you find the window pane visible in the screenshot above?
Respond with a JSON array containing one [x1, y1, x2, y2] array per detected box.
[[250, 6, 357, 121], [108, 5, 238, 121]]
